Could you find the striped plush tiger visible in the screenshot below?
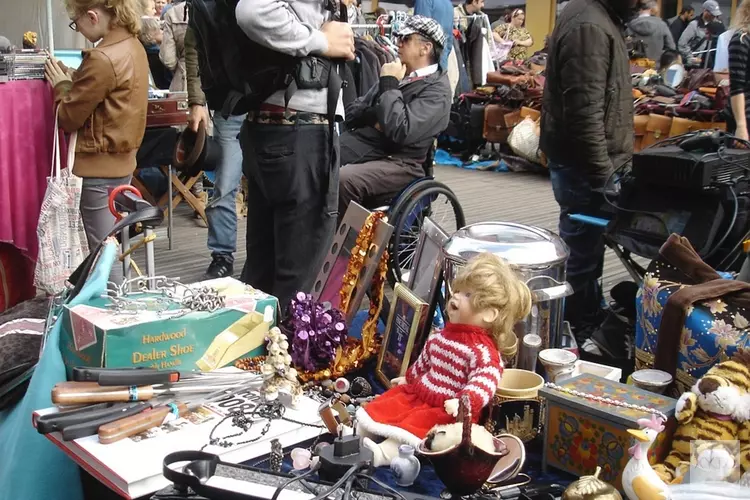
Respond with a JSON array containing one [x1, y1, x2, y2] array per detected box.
[[652, 349, 750, 484]]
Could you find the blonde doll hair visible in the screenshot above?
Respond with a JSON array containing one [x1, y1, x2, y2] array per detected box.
[[733, 0, 750, 46], [64, 0, 143, 36], [451, 252, 532, 350]]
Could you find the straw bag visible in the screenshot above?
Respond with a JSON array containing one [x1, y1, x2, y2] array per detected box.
[[507, 116, 541, 164], [34, 108, 86, 295]]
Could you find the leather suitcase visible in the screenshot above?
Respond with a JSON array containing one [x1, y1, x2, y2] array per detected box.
[[483, 105, 520, 143], [668, 117, 718, 137], [643, 114, 672, 148], [634, 115, 649, 152], [146, 96, 189, 128]]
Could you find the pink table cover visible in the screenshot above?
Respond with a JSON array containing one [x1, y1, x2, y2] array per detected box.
[[0, 80, 63, 263]]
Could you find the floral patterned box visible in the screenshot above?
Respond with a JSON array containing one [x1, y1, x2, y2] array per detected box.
[[636, 268, 750, 395], [540, 373, 676, 491]]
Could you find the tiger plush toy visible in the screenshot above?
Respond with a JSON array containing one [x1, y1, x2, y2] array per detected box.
[[652, 349, 750, 484]]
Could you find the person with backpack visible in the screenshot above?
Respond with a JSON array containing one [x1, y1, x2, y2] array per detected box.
[[626, 1, 674, 65], [230, 0, 355, 307], [182, 21, 244, 278]]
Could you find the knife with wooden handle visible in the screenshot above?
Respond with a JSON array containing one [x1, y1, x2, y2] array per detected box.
[[98, 402, 190, 444], [51, 382, 155, 405]]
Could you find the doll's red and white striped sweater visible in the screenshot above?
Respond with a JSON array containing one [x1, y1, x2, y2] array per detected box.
[[405, 322, 503, 417]]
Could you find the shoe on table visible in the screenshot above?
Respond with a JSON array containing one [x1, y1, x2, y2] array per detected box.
[[203, 255, 234, 280]]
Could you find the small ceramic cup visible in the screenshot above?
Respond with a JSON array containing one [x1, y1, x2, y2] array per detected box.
[[538, 348, 578, 383], [631, 369, 673, 394], [501, 334, 519, 369], [496, 369, 545, 400]]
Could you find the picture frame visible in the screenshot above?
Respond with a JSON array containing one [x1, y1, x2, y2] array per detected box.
[[407, 216, 450, 306], [406, 217, 450, 364], [311, 202, 393, 325], [376, 283, 429, 389]]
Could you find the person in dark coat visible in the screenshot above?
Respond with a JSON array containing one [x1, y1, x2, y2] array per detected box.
[[540, 0, 637, 340], [669, 6, 695, 44]]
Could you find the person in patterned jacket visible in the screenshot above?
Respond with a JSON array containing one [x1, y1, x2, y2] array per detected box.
[[355, 252, 532, 466]]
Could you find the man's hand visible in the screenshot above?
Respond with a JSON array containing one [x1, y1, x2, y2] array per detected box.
[[390, 377, 407, 386], [44, 56, 72, 87], [321, 21, 355, 60], [736, 124, 749, 142], [188, 105, 209, 132], [381, 60, 407, 81]]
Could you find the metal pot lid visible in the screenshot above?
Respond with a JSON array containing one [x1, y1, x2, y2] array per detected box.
[[443, 222, 569, 268]]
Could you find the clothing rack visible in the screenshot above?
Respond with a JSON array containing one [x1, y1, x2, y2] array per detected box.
[[351, 24, 392, 29]]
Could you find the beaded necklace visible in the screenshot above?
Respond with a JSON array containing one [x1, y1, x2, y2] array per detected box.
[[202, 400, 326, 450]]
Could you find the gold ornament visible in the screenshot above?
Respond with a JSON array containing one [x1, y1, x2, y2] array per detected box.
[[562, 467, 623, 500]]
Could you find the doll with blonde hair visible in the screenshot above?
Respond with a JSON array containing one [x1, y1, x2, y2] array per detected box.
[[354, 252, 532, 466]]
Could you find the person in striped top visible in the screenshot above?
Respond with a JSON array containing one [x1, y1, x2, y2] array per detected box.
[[356, 252, 532, 466], [728, 0, 750, 141]]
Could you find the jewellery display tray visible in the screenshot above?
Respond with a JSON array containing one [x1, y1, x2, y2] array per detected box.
[[163, 451, 442, 500]]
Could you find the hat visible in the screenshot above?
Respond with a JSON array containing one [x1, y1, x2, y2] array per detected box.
[[703, 0, 721, 16], [173, 121, 223, 176], [396, 15, 447, 49]]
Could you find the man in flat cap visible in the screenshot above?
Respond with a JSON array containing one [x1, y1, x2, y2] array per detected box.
[[337, 15, 452, 218]]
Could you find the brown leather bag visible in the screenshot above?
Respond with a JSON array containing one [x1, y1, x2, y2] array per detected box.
[[486, 72, 534, 87], [483, 105, 521, 143], [634, 115, 649, 153], [668, 117, 716, 137], [642, 114, 672, 148]]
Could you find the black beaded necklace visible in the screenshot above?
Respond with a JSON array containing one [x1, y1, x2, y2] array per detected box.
[[202, 400, 326, 450]]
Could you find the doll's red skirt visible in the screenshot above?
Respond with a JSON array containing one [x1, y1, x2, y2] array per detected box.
[[361, 385, 457, 439]]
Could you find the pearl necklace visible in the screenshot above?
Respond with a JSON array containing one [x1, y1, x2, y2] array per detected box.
[[544, 382, 669, 422]]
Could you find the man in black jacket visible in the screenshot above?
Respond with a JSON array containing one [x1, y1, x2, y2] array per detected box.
[[540, 0, 636, 339], [338, 16, 451, 218], [669, 6, 695, 44]]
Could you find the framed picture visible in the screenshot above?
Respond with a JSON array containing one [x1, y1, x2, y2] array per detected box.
[[407, 217, 450, 305], [376, 283, 429, 388], [310, 202, 393, 325], [406, 217, 450, 364]]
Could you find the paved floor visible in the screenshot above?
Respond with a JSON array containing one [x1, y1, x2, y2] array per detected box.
[[138, 165, 633, 296]]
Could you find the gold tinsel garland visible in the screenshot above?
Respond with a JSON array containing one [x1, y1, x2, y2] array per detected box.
[[298, 212, 389, 382], [236, 213, 390, 382]]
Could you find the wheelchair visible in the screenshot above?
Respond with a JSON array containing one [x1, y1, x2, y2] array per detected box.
[[362, 144, 466, 287]]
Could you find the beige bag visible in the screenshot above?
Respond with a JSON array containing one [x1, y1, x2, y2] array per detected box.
[[507, 116, 542, 164]]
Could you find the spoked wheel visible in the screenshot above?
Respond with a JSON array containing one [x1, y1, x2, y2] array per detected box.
[[387, 182, 465, 287]]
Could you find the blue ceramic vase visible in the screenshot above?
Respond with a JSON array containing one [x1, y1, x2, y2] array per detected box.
[[390, 444, 421, 487]]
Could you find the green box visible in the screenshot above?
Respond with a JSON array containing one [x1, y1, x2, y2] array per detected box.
[[60, 278, 277, 376]]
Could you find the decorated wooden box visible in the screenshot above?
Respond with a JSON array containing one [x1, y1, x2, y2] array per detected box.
[[540, 374, 676, 491]]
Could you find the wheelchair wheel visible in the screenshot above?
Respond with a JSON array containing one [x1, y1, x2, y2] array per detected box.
[[388, 182, 465, 286]]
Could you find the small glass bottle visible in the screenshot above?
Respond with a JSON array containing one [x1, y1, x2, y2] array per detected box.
[[518, 333, 542, 372]]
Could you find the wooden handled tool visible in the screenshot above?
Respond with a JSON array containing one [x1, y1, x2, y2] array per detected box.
[[51, 382, 155, 405], [98, 402, 189, 444]]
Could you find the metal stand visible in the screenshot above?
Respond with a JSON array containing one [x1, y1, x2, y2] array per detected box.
[[144, 227, 156, 290], [122, 225, 132, 292], [168, 164, 174, 250]]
